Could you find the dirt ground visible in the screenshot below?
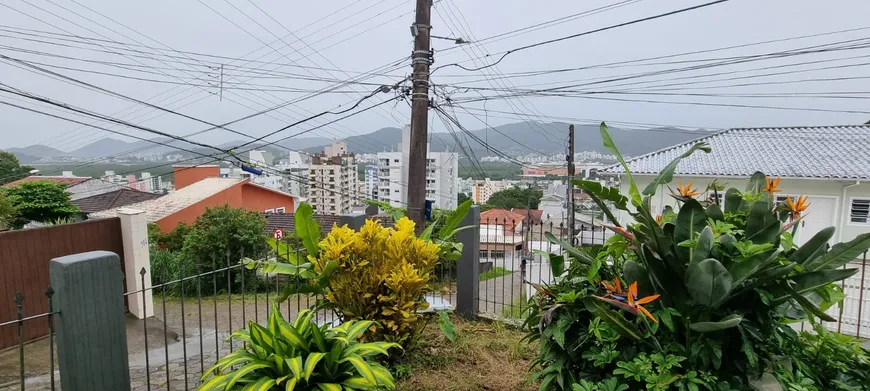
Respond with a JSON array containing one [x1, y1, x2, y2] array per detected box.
[[395, 315, 539, 391]]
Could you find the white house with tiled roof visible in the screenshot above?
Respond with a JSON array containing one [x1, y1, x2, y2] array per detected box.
[[602, 125, 870, 245]]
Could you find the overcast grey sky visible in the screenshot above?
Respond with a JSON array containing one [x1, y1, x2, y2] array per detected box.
[[1, 0, 869, 151]]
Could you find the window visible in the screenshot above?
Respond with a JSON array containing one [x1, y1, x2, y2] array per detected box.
[[479, 250, 489, 259], [265, 209, 275, 214], [276, 207, 286, 213], [491, 250, 506, 259], [851, 199, 870, 224], [394, 159, 399, 163]]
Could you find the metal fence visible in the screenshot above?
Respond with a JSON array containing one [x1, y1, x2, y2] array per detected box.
[[476, 218, 611, 321], [3, 219, 870, 390]]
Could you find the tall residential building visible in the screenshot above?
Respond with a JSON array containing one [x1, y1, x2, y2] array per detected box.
[[376, 125, 459, 210], [472, 178, 516, 204], [364, 165, 379, 200], [308, 141, 359, 215], [276, 151, 310, 199]]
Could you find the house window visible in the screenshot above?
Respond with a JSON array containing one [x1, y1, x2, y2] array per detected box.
[[491, 250, 506, 259], [265, 209, 275, 214], [276, 207, 286, 213], [479, 250, 489, 259], [851, 199, 870, 224], [394, 159, 399, 163]]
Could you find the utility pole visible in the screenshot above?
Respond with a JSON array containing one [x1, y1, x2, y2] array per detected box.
[[406, 0, 432, 231], [219, 64, 224, 102], [567, 125, 576, 245]]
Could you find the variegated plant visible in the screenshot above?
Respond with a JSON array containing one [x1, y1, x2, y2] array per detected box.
[[199, 305, 399, 391]]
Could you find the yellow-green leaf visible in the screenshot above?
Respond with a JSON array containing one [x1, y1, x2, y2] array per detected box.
[[316, 383, 342, 391], [372, 364, 396, 388], [276, 319, 309, 351], [249, 324, 275, 354], [343, 342, 400, 358], [294, 310, 315, 332], [310, 321, 328, 352], [285, 356, 303, 380], [341, 377, 375, 389], [249, 377, 277, 391], [343, 321, 374, 341], [304, 352, 327, 381], [339, 354, 376, 385], [284, 377, 298, 391], [198, 374, 229, 390], [223, 362, 271, 391]]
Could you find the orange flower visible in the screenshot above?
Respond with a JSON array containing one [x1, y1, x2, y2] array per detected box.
[[655, 215, 663, 224], [602, 278, 624, 296], [763, 176, 782, 196], [676, 181, 701, 198], [786, 195, 810, 221], [627, 282, 660, 324]]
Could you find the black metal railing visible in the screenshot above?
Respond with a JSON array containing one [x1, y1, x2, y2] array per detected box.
[[0, 288, 57, 390]]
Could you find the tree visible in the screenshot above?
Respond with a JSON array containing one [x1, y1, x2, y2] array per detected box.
[[2, 181, 78, 225], [0, 192, 16, 230], [0, 152, 34, 185], [180, 205, 268, 291], [458, 192, 471, 205], [483, 186, 543, 210]]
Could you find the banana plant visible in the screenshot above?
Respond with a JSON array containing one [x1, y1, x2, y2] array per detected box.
[[199, 305, 400, 391]]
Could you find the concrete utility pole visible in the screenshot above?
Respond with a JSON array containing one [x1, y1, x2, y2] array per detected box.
[[567, 124, 576, 244], [406, 0, 432, 230]]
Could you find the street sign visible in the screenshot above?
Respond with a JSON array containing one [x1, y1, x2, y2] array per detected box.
[[272, 228, 284, 240]]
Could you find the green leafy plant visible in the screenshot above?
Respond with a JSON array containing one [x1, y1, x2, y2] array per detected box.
[[200, 305, 399, 391], [245, 202, 471, 350], [524, 122, 870, 390], [2, 180, 78, 226]]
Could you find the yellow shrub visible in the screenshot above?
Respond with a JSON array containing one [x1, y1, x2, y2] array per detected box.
[[311, 217, 441, 346]]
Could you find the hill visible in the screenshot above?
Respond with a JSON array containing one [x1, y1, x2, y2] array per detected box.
[[5, 122, 711, 160], [6, 145, 67, 158]]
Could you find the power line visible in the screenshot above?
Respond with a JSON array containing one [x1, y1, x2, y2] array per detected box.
[[431, 0, 732, 74]]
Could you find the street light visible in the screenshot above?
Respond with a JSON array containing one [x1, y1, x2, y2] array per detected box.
[[431, 35, 470, 45]]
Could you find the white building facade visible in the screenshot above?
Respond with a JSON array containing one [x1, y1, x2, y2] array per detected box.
[[308, 141, 359, 215], [376, 125, 459, 210], [364, 165, 379, 200]]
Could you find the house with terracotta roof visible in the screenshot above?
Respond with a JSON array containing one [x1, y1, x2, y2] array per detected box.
[[3, 175, 129, 200], [72, 188, 163, 217], [92, 165, 298, 232], [602, 125, 870, 245]]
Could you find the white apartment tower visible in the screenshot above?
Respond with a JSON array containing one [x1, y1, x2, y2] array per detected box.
[[364, 165, 379, 200], [377, 125, 459, 210], [308, 141, 359, 215]]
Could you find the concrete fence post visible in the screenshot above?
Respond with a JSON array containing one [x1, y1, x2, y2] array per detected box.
[[340, 213, 367, 231], [50, 250, 131, 391], [456, 205, 480, 319], [118, 208, 153, 319]]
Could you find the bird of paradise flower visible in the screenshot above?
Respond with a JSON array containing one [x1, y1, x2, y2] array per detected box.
[[594, 281, 660, 323]]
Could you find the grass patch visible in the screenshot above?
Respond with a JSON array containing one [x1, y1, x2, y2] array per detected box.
[[480, 266, 512, 281], [395, 315, 538, 391]]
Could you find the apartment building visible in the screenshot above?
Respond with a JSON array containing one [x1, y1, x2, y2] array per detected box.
[[308, 141, 359, 215], [364, 165, 379, 200], [376, 125, 459, 210], [472, 178, 516, 204]]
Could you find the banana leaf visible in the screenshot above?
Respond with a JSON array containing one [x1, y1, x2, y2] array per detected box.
[[804, 232, 870, 272], [600, 122, 641, 207], [674, 199, 707, 265], [790, 227, 834, 265]]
